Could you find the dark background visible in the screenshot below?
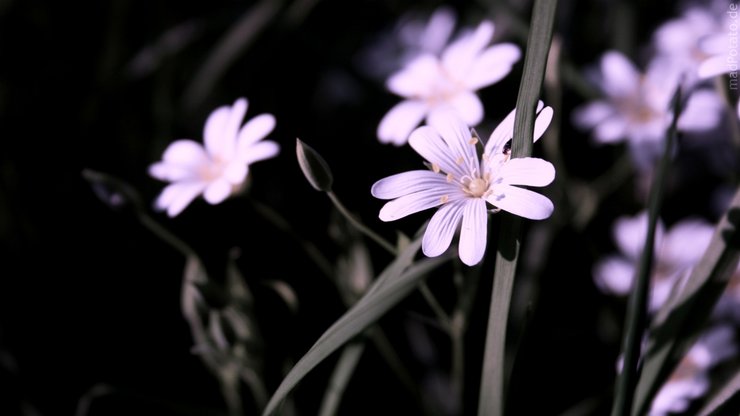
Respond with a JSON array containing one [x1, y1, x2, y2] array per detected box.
[[1, 0, 734, 415]]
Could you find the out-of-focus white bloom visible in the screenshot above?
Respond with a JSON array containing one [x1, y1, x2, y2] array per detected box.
[[354, 6, 457, 82], [593, 211, 714, 312], [372, 104, 555, 266], [572, 51, 722, 171], [653, 5, 725, 87], [378, 20, 521, 145], [149, 98, 279, 217], [649, 325, 736, 416]]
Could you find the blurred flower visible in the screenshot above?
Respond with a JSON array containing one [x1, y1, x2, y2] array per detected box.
[[593, 211, 714, 312], [355, 6, 457, 81], [372, 104, 555, 266], [377, 20, 521, 145], [649, 324, 736, 416], [652, 5, 725, 87], [572, 51, 722, 171], [149, 98, 279, 217]]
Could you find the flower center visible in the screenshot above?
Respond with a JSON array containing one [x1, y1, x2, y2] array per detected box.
[[464, 177, 489, 198]]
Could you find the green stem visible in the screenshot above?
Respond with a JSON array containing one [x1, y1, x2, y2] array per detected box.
[[327, 191, 397, 255], [609, 86, 683, 416], [249, 198, 335, 280]]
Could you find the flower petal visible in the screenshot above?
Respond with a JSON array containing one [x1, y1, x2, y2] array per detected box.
[[422, 199, 466, 257], [159, 139, 209, 167], [378, 187, 461, 222], [600, 51, 639, 98], [572, 101, 614, 130], [427, 109, 479, 172], [243, 141, 280, 165], [447, 91, 484, 126], [486, 184, 553, 220], [237, 113, 276, 151], [223, 162, 247, 184], [698, 54, 729, 79], [593, 116, 627, 143], [498, 157, 555, 187], [371, 170, 449, 200], [204, 98, 247, 159], [378, 100, 429, 145], [458, 198, 488, 266], [441, 21, 494, 81], [484, 101, 549, 155], [155, 182, 207, 217], [677, 89, 722, 132], [409, 125, 470, 179], [203, 179, 232, 205], [387, 54, 443, 97], [463, 43, 521, 90], [660, 218, 713, 269], [593, 256, 635, 295], [612, 211, 664, 261]]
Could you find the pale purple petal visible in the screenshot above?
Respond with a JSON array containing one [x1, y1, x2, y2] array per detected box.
[[156, 182, 207, 217], [484, 101, 549, 155], [159, 139, 209, 167], [422, 199, 466, 257], [149, 161, 200, 182], [650, 378, 708, 416], [379, 188, 461, 222], [371, 170, 449, 200], [463, 43, 521, 90], [600, 51, 640, 98], [447, 91, 484, 127], [442, 21, 494, 81], [660, 219, 714, 269], [484, 106, 516, 155], [378, 100, 429, 145], [204, 98, 247, 158], [498, 157, 555, 187], [677, 89, 722, 132], [427, 109, 479, 172], [237, 113, 276, 151], [409, 125, 471, 178], [593, 117, 627, 143], [593, 256, 634, 295], [223, 162, 247, 184], [387, 55, 442, 97], [420, 7, 456, 54], [533, 105, 554, 143], [242, 141, 280, 165], [572, 101, 614, 130], [458, 198, 488, 266], [203, 178, 232, 204], [486, 184, 553, 220], [698, 54, 729, 79], [613, 212, 664, 261]]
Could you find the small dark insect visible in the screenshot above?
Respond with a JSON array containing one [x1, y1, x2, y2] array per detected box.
[[503, 139, 512, 155]]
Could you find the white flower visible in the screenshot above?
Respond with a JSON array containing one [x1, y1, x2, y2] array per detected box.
[[377, 20, 521, 145], [572, 51, 722, 171], [593, 211, 714, 312], [372, 104, 555, 266], [354, 6, 457, 81], [653, 6, 725, 87], [649, 325, 736, 416], [149, 98, 279, 217]]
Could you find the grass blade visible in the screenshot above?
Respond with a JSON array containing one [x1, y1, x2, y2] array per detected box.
[[630, 186, 740, 415], [262, 240, 453, 416], [477, 1, 557, 415]]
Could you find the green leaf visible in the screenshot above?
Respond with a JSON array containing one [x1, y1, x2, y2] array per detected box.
[[611, 86, 683, 416], [630, 187, 740, 416], [261, 238, 452, 416], [318, 340, 366, 416], [477, 0, 558, 415]]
